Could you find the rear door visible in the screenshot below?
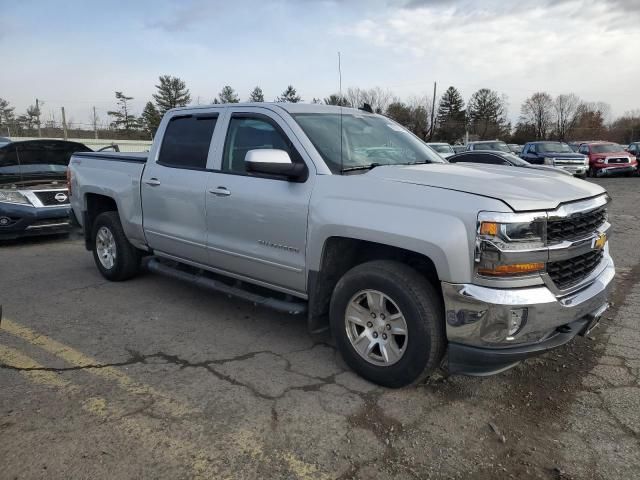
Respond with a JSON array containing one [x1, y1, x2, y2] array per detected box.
[[204, 107, 314, 295], [141, 109, 222, 265]]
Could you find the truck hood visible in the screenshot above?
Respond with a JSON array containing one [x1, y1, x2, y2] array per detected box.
[[368, 163, 606, 212]]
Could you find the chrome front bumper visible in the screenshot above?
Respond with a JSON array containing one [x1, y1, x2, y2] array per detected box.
[[442, 252, 614, 349]]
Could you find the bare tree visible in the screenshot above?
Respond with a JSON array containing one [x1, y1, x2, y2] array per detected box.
[[554, 94, 582, 140], [345, 87, 393, 113], [520, 92, 555, 140]]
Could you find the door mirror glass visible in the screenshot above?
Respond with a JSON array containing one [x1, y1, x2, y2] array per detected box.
[[245, 149, 305, 180]]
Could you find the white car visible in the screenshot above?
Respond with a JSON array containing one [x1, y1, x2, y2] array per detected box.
[[426, 142, 455, 159]]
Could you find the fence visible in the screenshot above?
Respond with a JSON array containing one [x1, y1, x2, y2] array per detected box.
[[6, 136, 153, 153]]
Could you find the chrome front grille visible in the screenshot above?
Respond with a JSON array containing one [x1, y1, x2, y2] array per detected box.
[[547, 249, 604, 290], [547, 206, 607, 243]]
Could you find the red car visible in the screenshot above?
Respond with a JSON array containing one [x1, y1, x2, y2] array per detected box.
[[578, 142, 637, 177]]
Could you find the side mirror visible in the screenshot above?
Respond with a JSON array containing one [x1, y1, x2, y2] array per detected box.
[[245, 149, 306, 181]]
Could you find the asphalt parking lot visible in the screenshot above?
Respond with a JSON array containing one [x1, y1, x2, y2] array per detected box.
[[1, 178, 639, 480]]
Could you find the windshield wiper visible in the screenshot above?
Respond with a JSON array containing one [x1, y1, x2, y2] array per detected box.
[[341, 163, 381, 173]]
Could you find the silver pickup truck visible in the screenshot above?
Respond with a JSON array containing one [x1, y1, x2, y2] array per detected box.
[[68, 103, 614, 387]]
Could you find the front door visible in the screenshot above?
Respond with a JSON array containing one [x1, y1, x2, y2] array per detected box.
[[205, 110, 313, 295], [141, 112, 219, 265]]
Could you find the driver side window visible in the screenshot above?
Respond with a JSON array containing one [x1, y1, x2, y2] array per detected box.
[[222, 116, 294, 174]]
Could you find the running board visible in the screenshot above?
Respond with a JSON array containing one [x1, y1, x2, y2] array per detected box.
[[146, 258, 308, 315]]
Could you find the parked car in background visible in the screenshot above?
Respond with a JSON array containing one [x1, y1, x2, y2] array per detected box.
[[68, 102, 613, 387], [426, 142, 455, 159], [448, 150, 572, 176], [0, 139, 92, 240], [520, 141, 588, 177], [452, 145, 466, 154], [466, 140, 511, 153], [578, 142, 637, 177], [627, 142, 640, 157], [508, 144, 522, 155]]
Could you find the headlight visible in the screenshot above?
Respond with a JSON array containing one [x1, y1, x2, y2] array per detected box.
[[479, 219, 544, 244], [476, 212, 546, 277], [596, 158, 605, 164], [0, 190, 32, 205], [583, 156, 589, 166], [543, 157, 554, 165]]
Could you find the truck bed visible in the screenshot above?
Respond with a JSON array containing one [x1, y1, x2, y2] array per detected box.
[[73, 152, 148, 163], [69, 151, 148, 250]]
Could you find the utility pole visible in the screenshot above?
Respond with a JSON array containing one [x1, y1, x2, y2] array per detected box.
[[61, 106, 68, 140], [35, 98, 42, 137], [429, 81, 437, 140], [92, 106, 98, 139]]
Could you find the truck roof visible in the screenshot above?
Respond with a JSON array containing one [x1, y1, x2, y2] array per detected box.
[[168, 102, 373, 116]]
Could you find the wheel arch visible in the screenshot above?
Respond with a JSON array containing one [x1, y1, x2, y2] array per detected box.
[[307, 236, 443, 333], [83, 193, 119, 250]]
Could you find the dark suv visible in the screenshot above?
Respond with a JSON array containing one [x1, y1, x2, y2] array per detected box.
[[0, 139, 91, 240], [520, 141, 588, 177]]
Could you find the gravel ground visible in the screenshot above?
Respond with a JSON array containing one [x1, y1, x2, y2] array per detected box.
[[0, 178, 638, 480]]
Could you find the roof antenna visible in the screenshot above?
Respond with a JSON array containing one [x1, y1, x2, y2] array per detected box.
[[338, 51, 343, 174]]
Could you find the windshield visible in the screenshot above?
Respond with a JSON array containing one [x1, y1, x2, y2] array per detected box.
[[591, 143, 624, 154], [503, 153, 529, 166], [473, 142, 511, 153], [537, 142, 573, 153], [291, 113, 445, 173], [429, 144, 454, 154]]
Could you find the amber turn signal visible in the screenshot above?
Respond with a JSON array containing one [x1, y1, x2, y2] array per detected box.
[[478, 262, 544, 276], [479, 222, 499, 236]]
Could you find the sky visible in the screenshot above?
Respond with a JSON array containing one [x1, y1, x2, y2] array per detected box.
[[1, 0, 639, 128]]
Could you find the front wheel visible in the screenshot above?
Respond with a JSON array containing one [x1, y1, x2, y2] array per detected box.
[[330, 260, 445, 388], [91, 211, 141, 281]]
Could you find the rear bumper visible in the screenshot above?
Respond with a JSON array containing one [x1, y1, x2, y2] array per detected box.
[[0, 203, 71, 240], [442, 253, 614, 375]]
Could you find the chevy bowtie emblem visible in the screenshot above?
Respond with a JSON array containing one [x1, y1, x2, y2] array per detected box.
[[54, 192, 68, 203], [593, 232, 607, 250]]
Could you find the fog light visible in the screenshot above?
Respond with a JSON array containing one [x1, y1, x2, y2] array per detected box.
[[507, 308, 528, 338], [0, 216, 11, 226]]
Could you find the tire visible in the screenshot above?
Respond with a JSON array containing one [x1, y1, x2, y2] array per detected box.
[[329, 260, 445, 388], [588, 167, 595, 178], [91, 211, 141, 281]]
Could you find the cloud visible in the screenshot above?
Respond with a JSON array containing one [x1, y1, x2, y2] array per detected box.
[[146, 0, 213, 32], [336, 0, 640, 118]]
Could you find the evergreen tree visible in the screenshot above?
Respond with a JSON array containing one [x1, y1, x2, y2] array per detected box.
[[140, 101, 161, 137], [436, 86, 466, 143], [323, 94, 350, 106], [153, 75, 191, 114], [277, 85, 301, 103], [248, 86, 265, 102], [467, 88, 510, 140], [107, 91, 139, 132], [0, 97, 15, 132], [218, 85, 240, 103]]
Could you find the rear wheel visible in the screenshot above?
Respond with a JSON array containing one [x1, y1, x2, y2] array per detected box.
[[330, 260, 445, 388], [91, 211, 141, 281]]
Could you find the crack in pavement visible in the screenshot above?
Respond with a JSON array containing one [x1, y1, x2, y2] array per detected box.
[[0, 343, 357, 402]]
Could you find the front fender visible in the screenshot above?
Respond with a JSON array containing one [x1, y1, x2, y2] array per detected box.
[[307, 175, 511, 284]]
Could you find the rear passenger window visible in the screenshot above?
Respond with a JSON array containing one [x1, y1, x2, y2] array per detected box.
[[158, 115, 217, 169]]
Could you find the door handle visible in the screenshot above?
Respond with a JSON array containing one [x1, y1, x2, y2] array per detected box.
[[209, 187, 231, 197], [144, 178, 161, 186]]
